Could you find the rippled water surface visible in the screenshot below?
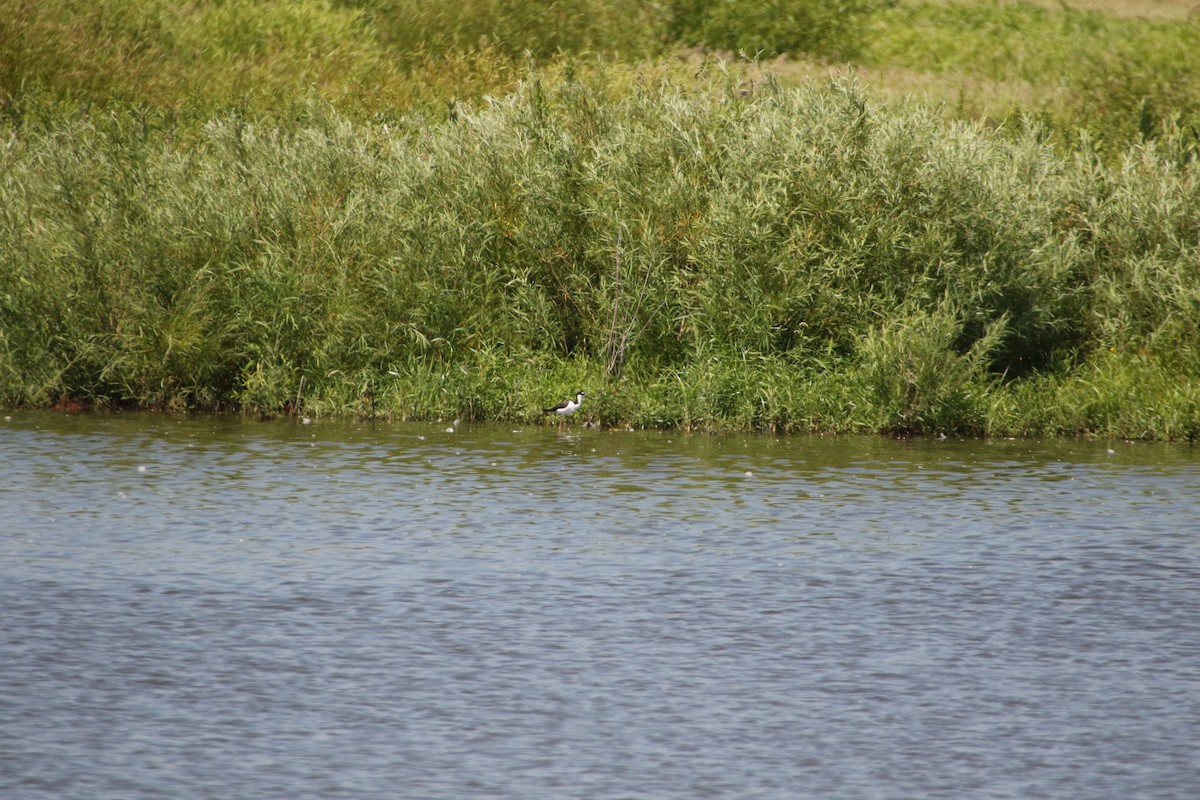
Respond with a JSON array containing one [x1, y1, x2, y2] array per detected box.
[[2, 412, 1198, 799]]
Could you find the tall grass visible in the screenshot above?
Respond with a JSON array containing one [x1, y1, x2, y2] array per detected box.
[[666, 0, 885, 59], [0, 0, 410, 115], [862, 1, 1200, 153], [339, 0, 666, 61], [4, 0, 1197, 158], [2, 70, 1197, 437], [0, 0, 879, 126]]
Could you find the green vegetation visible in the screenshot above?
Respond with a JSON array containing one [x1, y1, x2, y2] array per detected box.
[[859, 0, 1200, 153], [1, 0, 1198, 439]]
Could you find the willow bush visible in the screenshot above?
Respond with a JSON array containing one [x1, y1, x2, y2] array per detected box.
[[2, 70, 1198, 436]]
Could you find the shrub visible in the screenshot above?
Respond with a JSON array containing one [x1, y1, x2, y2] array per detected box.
[[2, 66, 1197, 438]]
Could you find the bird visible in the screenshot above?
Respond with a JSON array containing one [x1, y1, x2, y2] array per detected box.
[[543, 391, 586, 428]]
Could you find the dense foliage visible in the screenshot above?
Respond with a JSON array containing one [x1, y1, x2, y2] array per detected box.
[[1, 0, 1197, 438]]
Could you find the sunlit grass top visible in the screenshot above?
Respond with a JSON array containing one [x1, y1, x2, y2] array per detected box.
[[3, 0, 1197, 149]]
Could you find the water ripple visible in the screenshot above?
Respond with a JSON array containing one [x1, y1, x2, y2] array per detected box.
[[2, 414, 1198, 799]]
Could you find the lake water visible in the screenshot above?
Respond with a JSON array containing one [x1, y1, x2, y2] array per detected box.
[[2, 411, 1198, 799]]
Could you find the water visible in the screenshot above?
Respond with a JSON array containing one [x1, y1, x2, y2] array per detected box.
[[2, 412, 1198, 800]]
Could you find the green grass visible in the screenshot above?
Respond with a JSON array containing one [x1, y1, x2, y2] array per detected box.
[[0, 0, 883, 124], [1, 0, 1198, 439], [4, 0, 1197, 154], [858, 0, 1200, 151]]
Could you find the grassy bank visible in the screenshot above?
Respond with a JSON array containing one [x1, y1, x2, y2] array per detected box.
[[0, 0, 881, 123], [859, 0, 1200, 153], [1, 1, 1198, 439], [5, 0, 1198, 149], [3, 72, 1197, 438]]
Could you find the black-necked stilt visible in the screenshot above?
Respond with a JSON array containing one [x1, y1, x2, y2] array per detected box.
[[544, 391, 586, 428]]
